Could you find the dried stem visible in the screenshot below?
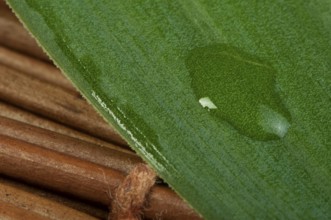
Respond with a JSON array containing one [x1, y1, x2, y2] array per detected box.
[[0, 134, 201, 220], [0, 179, 99, 220], [0, 2, 50, 61], [0, 64, 126, 146]]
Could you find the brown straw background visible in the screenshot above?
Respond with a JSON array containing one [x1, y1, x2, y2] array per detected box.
[[0, 1, 202, 219]]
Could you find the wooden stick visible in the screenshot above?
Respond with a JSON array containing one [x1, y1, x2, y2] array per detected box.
[[0, 114, 184, 218], [0, 64, 126, 146], [0, 2, 50, 61], [0, 0, 18, 22], [0, 115, 140, 174], [0, 134, 125, 207], [0, 176, 108, 220], [0, 46, 74, 93], [0, 201, 50, 220], [0, 101, 131, 155], [0, 180, 99, 220], [0, 135, 201, 220]]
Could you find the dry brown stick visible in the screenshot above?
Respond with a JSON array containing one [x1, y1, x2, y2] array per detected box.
[[0, 46, 75, 93], [0, 135, 201, 220], [0, 64, 126, 146], [0, 180, 99, 220], [147, 187, 202, 220], [0, 0, 10, 12], [0, 1, 50, 62], [0, 115, 139, 174], [0, 134, 125, 207], [0, 101, 130, 155], [0, 0, 19, 23], [0, 200, 51, 220], [0, 176, 108, 220]]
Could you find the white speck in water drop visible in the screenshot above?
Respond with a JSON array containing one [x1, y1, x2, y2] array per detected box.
[[199, 97, 218, 110]]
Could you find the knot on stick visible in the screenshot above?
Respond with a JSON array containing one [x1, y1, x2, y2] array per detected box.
[[109, 163, 156, 220]]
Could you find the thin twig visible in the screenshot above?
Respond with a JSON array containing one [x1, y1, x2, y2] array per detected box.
[[0, 64, 126, 146], [0, 176, 108, 219], [0, 134, 201, 220], [0, 46, 74, 92], [0, 200, 50, 220], [0, 115, 139, 174], [0, 101, 132, 156], [0, 179, 99, 220], [0, 3, 49, 61]]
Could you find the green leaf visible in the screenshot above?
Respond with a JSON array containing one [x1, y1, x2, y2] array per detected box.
[[7, 0, 331, 219]]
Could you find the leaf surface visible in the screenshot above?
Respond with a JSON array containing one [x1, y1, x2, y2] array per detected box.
[[7, 1, 331, 219]]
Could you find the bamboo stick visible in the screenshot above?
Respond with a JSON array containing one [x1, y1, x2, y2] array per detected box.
[[0, 176, 108, 220], [0, 180, 99, 220], [0, 0, 18, 22], [0, 1, 50, 61], [0, 135, 201, 220], [0, 46, 74, 93], [0, 134, 126, 209], [0, 0, 9, 12], [0, 64, 126, 146], [0, 201, 50, 220], [0, 115, 139, 174], [0, 101, 131, 155]]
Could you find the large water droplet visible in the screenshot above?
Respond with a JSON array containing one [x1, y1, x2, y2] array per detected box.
[[186, 44, 291, 141]]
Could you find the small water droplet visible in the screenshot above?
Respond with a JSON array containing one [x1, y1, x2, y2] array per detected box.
[[186, 44, 291, 141]]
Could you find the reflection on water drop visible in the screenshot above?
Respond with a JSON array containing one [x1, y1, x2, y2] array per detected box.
[[258, 105, 290, 138], [186, 44, 291, 141], [199, 97, 218, 110]]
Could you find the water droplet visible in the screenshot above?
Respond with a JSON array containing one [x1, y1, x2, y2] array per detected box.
[[186, 44, 291, 141]]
